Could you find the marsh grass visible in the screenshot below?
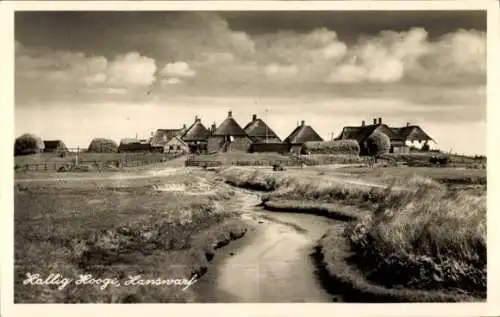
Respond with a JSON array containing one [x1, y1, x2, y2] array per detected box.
[[14, 178, 245, 303], [220, 167, 486, 297]]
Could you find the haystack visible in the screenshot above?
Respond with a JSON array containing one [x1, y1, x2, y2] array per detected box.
[[88, 138, 118, 153]]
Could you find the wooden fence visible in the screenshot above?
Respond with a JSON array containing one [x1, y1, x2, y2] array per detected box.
[[185, 159, 304, 167], [15, 153, 184, 172]]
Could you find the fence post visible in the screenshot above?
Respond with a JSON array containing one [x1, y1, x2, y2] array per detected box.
[[76, 147, 79, 167]]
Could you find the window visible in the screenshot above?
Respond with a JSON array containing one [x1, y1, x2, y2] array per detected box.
[[177, 145, 181, 150]]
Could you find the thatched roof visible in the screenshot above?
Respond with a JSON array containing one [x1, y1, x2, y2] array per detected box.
[[391, 125, 435, 142], [150, 128, 185, 147], [243, 114, 281, 142], [118, 138, 151, 152], [284, 121, 323, 144], [335, 124, 396, 143], [182, 117, 211, 142], [43, 140, 67, 151], [335, 121, 434, 144], [212, 111, 247, 136]]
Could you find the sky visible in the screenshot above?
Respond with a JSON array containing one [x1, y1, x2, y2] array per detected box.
[[15, 11, 486, 155]]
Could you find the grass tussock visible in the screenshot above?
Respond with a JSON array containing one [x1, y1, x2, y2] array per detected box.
[[345, 188, 486, 297], [221, 167, 485, 298], [15, 180, 245, 303]]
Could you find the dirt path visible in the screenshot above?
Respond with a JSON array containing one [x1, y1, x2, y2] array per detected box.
[[195, 188, 344, 303]]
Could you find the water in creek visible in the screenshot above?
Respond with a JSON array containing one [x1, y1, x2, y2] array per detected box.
[[194, 191, 344, 303]]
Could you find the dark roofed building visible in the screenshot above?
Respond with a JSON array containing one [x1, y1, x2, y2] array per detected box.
[[212, 111, 248, 137], [182, 116, 211, 142], [150, 127, 186, 151], [284, 120, 324, 145], [335, 118, 435, 154], [391, 123, 434, 143], [43, 140, 68, 153], [118, 138, 151, 153], [208, 111, 252, 153], [181, 116, 211, 154], [243, 114, 281, 143]]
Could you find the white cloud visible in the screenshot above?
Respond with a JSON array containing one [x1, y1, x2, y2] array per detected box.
[[106, 52, 156, 87], [326, 27, 485, 84], [16, 46, 157, 93], [160, 61, 196, 79]]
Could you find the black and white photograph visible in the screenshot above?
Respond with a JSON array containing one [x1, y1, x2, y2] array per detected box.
[[2, 0, 498, 314]]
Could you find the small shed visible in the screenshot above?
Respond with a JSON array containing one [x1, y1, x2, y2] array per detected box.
[[164, 136, 189, 154], [43, 140, 68, 153]]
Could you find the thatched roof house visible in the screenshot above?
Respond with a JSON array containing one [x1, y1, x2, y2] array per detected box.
[[118, 138, 151, 152], [150, 126, 187, 149], [181, 116, 211, 143], [284, 120, 324, 144], [43, 140, 68, 153], [335, 118, 435, 154], [211, 111, 248, 137], [391, 124, 435, 143], [208, 111, 252, 153], [243, 114, 281, 143]]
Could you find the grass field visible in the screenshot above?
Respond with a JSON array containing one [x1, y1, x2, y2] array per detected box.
[[14, 170, 246, 303], [219, 166, 486, 299]]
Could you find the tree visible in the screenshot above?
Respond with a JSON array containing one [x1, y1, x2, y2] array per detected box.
[[366, 131, 390, 161], [14, 133, 44, 156]]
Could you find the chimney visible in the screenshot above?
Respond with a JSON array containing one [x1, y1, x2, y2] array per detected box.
[[228, 111, 232, 118], [252, 114, 257, 121], [301, 120, 305, 126], [183, 124, 187, 129], [378, 118, 382, 125], [406, 122, 410, 127], [361, 120, 365, 127], [194, 115, 199, 122], [211, 122, 216, 132], [373, 118, 377, 125]]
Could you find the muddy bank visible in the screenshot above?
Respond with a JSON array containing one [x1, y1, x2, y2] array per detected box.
[[314, 231, 478, 303]]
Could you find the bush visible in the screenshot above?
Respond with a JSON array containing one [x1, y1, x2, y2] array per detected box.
[[14, 133, 44, 156], [366, 132, 391, 157], [87, 138, 118, 153], [302, 140, 361, 155]]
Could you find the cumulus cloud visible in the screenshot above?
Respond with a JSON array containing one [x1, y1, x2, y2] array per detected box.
[[327, 27, 485, 84], [106, 52, 156, 87], [15, 12, 486, 103], [16, 44, 157, 93], [160, 61, 196, 79]]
